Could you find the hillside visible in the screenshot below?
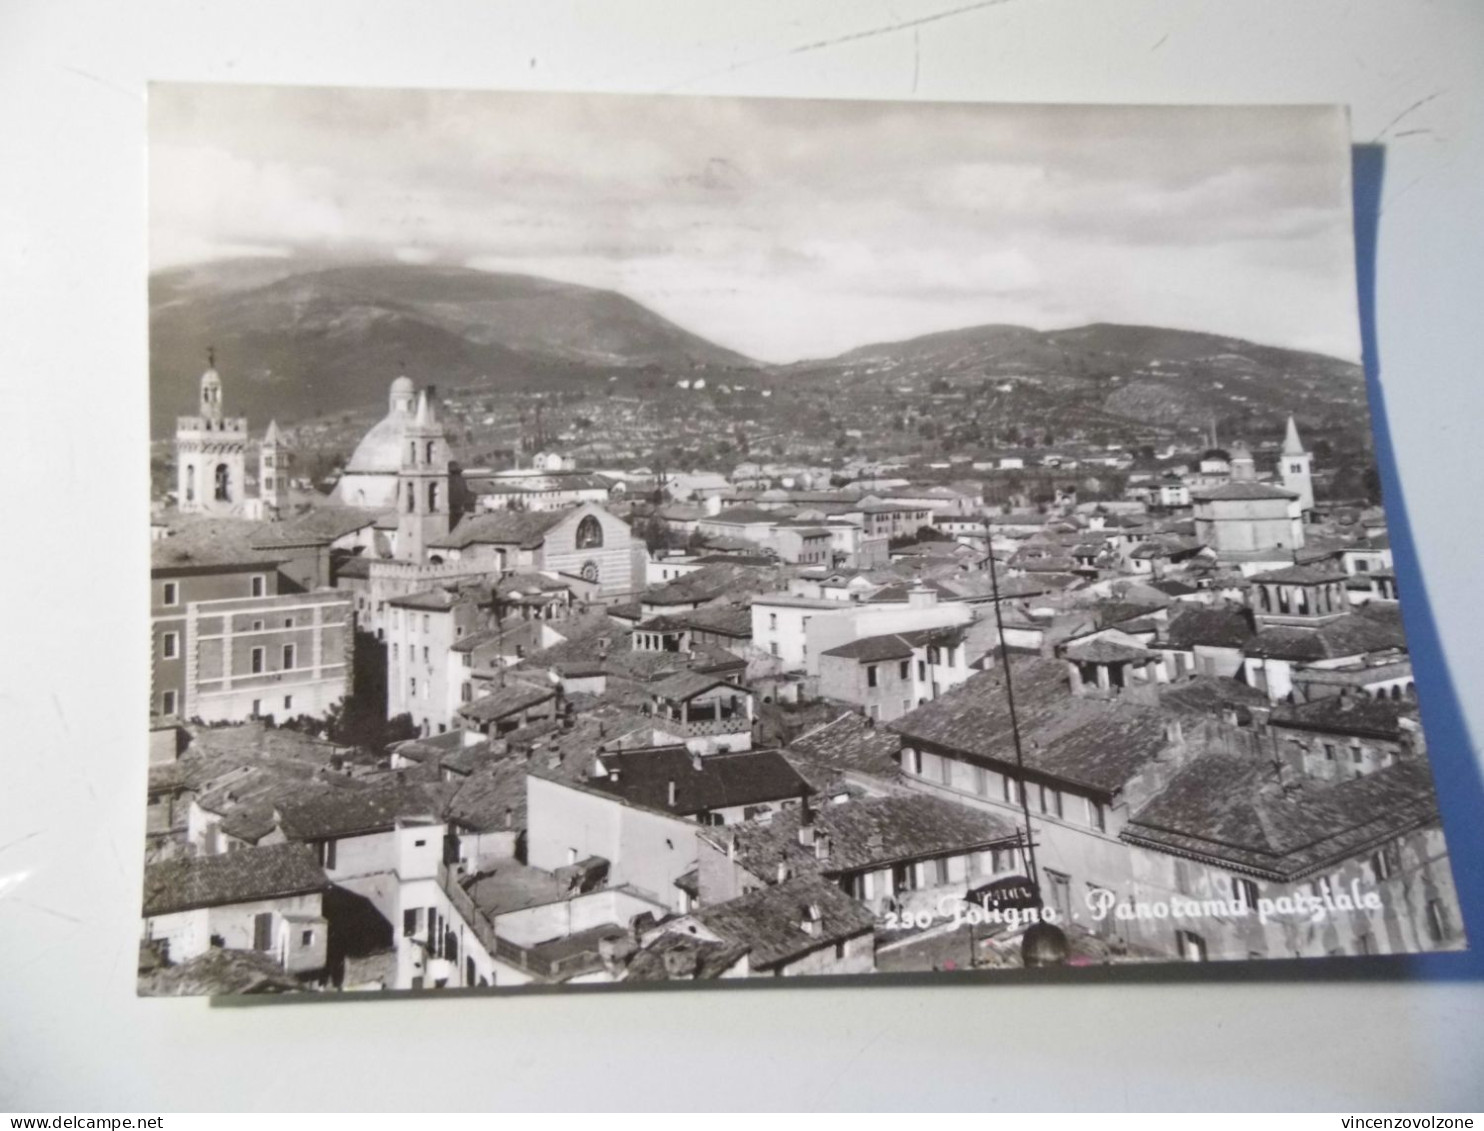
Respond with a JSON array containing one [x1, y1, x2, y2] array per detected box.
[[782, 321, 1369, 444], [149, 259, 757, 436]]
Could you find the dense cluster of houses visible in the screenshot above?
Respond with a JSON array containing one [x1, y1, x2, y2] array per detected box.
[[141, 364, 1462, 994]]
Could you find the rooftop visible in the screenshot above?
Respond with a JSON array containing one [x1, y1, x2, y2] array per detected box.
[[554, 746, 809, 818], [712, 792, 1019, 881], [143, 843, 327, 916], [1122, 756, 1440, 881], [786, 713, 903, 780], [431, 509, 568, 551], [889, 659, 1178, 795], [688, 874, 877, 971]]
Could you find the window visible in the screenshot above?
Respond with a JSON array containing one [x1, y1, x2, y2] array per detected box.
[[160, 690, 176, 715], [575, 514, 604, 549], [899, 660, 910, 680], [283, 695, 293, 711], [1232, 876, 1260, 911], [1323, 743, 1336, 761], [423, 615, 430, 632], [250, 647, 265, 674], [282, 644, 296, 670], [1175, 929, 1208, 962], [410, 677, 417, 698], [834, 941, 846, 961], [318, 840, 336, 869], [462, 682, 473, 703], [1424, 896, 1448, 943], [1040, 785, 1063, 819], [250, 575, 266, 598], [161, 632, 178, 660], [769, 642, 779, 657], [1003, 776, 1022, 805], [393, 644, 399, 661], [214, 463, 231, 502], [428, 481, 441, 512], [866, 664, 878, 688], [918, 660, 926, 681], [422, 646, 429, 664], [251, 699, 261, 716], [252, 619, 264, 631], [769, 613, 778, 631], [462, 653, 472, 669], [403, 908, 422, 937], [300, 929, 314, 947], [162, 581, 178, 607], [933, 858, 950, 885]]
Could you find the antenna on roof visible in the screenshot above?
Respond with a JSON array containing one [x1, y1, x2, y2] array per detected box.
[[206, 345, 216, 369]]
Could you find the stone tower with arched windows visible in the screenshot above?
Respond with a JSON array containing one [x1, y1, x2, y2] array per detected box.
[[258, 419, 288, 517], [396, 385, 454, 562], [175, 354, 248, 515], [1279, 415, 1315, 517]]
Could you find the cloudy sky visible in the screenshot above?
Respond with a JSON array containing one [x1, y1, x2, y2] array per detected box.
[[151, 85, 1362, 363]]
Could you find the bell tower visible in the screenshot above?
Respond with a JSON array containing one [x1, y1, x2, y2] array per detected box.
[[396, 385, 454, 562], [1280, 415, 1315, 517], [175, 349, 248, 515], [259, 419, 288, 517]]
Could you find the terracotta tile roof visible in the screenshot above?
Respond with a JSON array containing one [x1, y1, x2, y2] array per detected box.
[[648, 670, 745, 701], [275, 783, 448, 841], [714, 793, 1018, 882], [556, 746, 809, 818], [1061, 636, 1154, 664], [459, 683, 557, 723], [151, 516, 286, 572], [1250, 562, 1349, 585], [1122, 756, 1441, 881], [1244, 614, 1406, 662], [1270, 696, 1415, 741], [431, 509, 567, 550], [250, 506, 383, 548], [786, 713, 902, 779], [1158, 676, 1269, 716], [889, 660, 1177, 795], [622, 931, 748, 982], [1163, 607, 1255, 649], [142, 843, 327, 916], [1191, 482, 1297, 501], [689, 873, 876, 970]]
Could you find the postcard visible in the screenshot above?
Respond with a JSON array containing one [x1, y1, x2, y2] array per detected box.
[[142, 86, 1463, 995]]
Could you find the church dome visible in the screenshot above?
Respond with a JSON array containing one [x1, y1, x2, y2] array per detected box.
[[343, 412, 413, 474], [331, 377, 420, 509]]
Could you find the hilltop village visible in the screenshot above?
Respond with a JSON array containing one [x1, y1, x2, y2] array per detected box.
[[142, 360, 1461, 994]]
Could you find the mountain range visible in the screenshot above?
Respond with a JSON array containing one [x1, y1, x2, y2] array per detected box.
[[149, 258, 1366, 440]]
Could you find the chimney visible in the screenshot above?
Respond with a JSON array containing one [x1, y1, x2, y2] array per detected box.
[[800, 903, 823, 937], [690, 749, 703, 772], [667, 780, 677, 807], [814, 832, 831, 861], [776, 860, 791, 883], [661, 943, 701, 980], [907, 581, 936, 609]]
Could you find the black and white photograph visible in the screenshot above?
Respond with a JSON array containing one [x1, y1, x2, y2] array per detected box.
[[141, 85, 1466, 996]]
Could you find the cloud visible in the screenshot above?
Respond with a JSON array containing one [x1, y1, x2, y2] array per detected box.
[[150, 87, 1360, 362]]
